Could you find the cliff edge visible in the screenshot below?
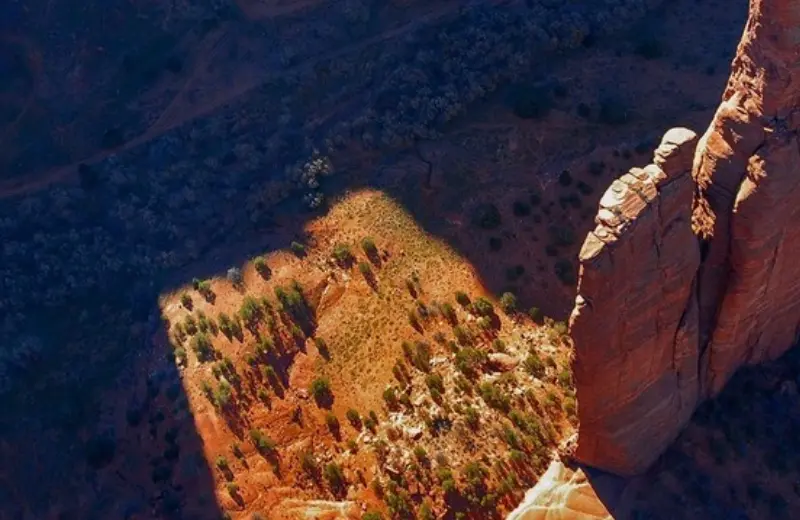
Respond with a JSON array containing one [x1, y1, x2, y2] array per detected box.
[[570, 0, 800, 476]]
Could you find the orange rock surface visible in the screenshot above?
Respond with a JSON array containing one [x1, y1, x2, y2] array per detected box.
[[568, 0, 800, 477], [569, 128, 701, 475], [693, 0, 800, 396]]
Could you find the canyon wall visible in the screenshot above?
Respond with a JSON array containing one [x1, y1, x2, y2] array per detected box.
[[570, 0, 800, 476]]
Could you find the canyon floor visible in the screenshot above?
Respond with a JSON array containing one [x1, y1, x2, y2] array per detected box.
[[7, 0, 800, 519]]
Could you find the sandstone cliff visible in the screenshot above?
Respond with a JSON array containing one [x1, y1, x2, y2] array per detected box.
[[569, 0, 800, 476]]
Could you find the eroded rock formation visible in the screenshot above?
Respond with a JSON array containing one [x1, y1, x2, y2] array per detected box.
[[570, 128, 701, 475], [570, 0, 800, 476]]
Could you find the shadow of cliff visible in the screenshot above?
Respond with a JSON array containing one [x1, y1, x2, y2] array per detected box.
[[623, 345, 800, 519], [0, 0, 749, 518]]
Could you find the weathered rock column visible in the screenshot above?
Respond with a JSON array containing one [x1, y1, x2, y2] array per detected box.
[[693, 0, 800, 396], [570, 128, 701, 475]]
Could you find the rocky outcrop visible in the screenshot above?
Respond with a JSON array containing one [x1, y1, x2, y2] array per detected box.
[[507, 462, 615, 520], [692, 0, 800, 396], [569, 0, 800, 476], [570, 128, 701, 475]]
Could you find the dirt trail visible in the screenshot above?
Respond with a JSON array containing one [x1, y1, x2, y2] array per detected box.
[[0, 3, 459, 200]]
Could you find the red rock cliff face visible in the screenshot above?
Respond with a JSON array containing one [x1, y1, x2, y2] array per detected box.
[[570, 0, 800, 476], [570, 129, 701, 475]]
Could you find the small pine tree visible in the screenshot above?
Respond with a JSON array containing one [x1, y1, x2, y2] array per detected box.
[[361, 237, 378, 258], [290, 241, 306, 256], [500, 292, 517, 314]]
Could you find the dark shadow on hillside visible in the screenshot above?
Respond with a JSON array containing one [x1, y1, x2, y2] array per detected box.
[[622, 345, 800, 519], [0, 0, 748, 518], [554, 345, 800, 520]]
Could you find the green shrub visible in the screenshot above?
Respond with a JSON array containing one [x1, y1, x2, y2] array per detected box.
[[253, 256, 270, 277], [300, 451, 317, 476], [180, 293, 193, 308], [324, 462, 346, 489], [358, 261, 372, 277], [190, 332, 215, 362], [325, 412, 340, 432], [555, 259, 576, 285], [598, 96, 630, 126], [500, 292, 517, 314], [548, 225, 576, 248], [528, 307, 544, 324], [453, 325, 470, 345], [332, 243, 354, 265], [472, 297, 494, 317], [524, 352, 546, 378], [479, 382, 511, 412], [215, 455, 229, 470], [226, 482, 239, 495], [382, 387, 398, 408], [471, 203, 502, 230], [492, 339, 506, 352], [249, 429, 276, 452], [455, 291, 471, 307], [309, 377, 332, 401], [510, 85, 552, 119], [361, 237, 378, 258], [214, 381, 233, 408], [412, 342, 431, 372], [239, 296, 262, 326], [346, 409, 361, 427], [290, 241, 306, 256], [441, 302, 457, 324], [362, 512, 383, 520], [425, 373, 445, 393]]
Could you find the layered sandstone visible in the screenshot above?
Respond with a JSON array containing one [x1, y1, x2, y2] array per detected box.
[[507, 463, 613, 520], [568, 0, 800, 477], [570, 128, 701, 475]]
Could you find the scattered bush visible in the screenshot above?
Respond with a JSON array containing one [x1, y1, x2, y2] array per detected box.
[[190, 332, 215, 362], [453, 325, 471, 345], [472, 297, 494, 317], [253, 256, 271, 278], [361, 237, 378, 258], [180, 293, 193, 308], [332, 243, 354, 266], [510, 85, 552, 119], [512, 200, 531, 217], [324, 462, 346, 490], [309, 377, 332, 402], [598, 96, 630, 126], [325, 412, 340, 432], [524, 352, 546, 378], [555, 259, 576, 285], [455, 291, 471, 307], [300, 451, 318, 476], [479, 382, 511, 412], [500, 292, 517, 314], [290, 241, 306, 256], [249, 429, 276, 452], [471, 203, 502, 230], [346, 409, 361, 427]]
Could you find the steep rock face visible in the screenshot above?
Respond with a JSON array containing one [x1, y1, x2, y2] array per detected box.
[[569, 0, 800, 476], [570, 128, 701, 475], [693, 0, 800, 395]]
